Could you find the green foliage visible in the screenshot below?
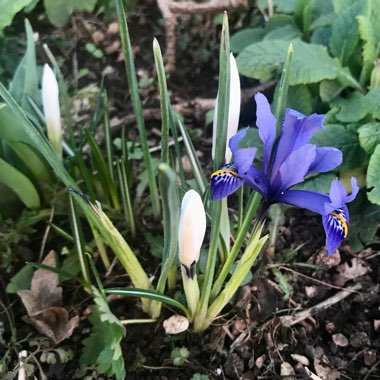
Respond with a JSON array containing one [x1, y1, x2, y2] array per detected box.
[[367, 145, 380, 205], [43, 0, 97, 27], [0, 0, 34, 34], [79, 288, 126, 380], [170, 347, 190, 367]]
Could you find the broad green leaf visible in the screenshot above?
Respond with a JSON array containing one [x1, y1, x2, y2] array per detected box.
[[367, 144, 380, 205], [44, 0, 97, 27], [257, 0, 297, 14], [0, 0, 34, 34], [358, 122, 380, 154], [319, 80, 344, 103], [230, 28, 264, 53], [357, 0, 380, 82], [348, 191, 380, 250], [332, 0, 356, 13], [263, 24, 302, 41], [312, 124, 368, 170], [329, 1, 363, 65], [310, 13, 335, 30], [9, 20, 39, 113], [366, 87, 380, 119], [237, 39, 342, 85], [311, 25, 332, 46], [6, 265, 34, 293], [0, 158, 40, 208], [332, 91, 370, 122], [274, 84, 313, 114], [293, 173, 336, 193]]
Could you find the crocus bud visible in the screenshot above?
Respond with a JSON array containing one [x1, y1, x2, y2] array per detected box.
[[212, 53, 241, 162], [42, 64, 62, 159], [178, 190, 206, 278]]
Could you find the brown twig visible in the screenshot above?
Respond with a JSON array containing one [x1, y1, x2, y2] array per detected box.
[[280, 283, 362, 327]]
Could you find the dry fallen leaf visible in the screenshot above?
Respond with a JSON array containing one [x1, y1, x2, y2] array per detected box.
[[17, 251, 79, 344], [334, 257, 371, 286]]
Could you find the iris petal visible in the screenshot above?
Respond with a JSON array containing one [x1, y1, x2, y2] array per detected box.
[[276, 189, 329, 214], [271, 110, 325, 180], [309, 147, 342, 173], [322, 207, 349, 256], [234, 147, 257, 176], [255, 93, 276, 174], [229, 128, 248, 154], [210, 164, 243, 200], [272, 144, 316, 194], [243, 165, 270, 198]]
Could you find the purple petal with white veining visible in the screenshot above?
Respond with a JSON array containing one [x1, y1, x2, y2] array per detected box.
[[210, 165, 243, 200], [322, 212, 346, 256]]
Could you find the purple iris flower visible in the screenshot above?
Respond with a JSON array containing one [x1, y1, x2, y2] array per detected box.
[[210, 92, 359, 255]]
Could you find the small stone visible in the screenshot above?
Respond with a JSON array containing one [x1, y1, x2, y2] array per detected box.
[[374, 319, 380, 331], [255, 354, 266, 369], [364, 350, 377, 366], [350, 331, 370, 348], [314, 359, 340, 380], [305, 286, 319, 298], [291, 354, 310, 366], [106, 22, 119, 35], [163, 315, 189, 334], [92, 30, 105, 45], [332, 333, 349, 347], [325, 322, 335, 334], [281, 362, 295, 377], [233, 319, 247, 333]]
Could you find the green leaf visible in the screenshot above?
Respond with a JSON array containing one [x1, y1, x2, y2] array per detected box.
[[9, 20, 39, 113], [310, 13, 335, 31], [230, 28, 265, 53], [0, 0, 34, 34], [319, 79, 344, 103], [329, 1, 363, 65], [6, 265, 34, 293], [80, 288, 126, 380], [293, 173, 336, 193], [237, 39, 342, 85], [332, 0, 354, 13], [0, 158, 40, 208], [263, 24, 302, 41], [358, 122, 380, 154], [44, 0, 97, 27], [348, 191, 380, 249], [274, 84, 313, 114], [366, 87, 380, 119], [367, 144, 380, 205], [357, 0, 380, 82], [0, 104, 50, 183], [312, 124, 368, 169], [332, 91, 370, 122]]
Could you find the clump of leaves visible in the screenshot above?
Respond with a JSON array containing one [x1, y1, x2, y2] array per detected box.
[[232, 0, 380, 248], [171, 346, 190, 367], [78, 287, 126, 380]]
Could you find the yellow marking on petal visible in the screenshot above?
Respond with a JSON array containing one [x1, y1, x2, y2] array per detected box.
[[331, 212, 348, 238], [211, 169, 239, 178]]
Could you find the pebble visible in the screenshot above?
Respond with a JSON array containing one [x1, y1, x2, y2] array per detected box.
[[332, 333, 349, 347], [291, 354, 310, 366], [350, 331, 370, 348]]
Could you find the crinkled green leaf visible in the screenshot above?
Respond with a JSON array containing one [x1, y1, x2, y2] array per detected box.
[[273, 84, 313, 114], [237, 39, 343, 85], [310, 13, 335, 31], [80, 288, 126, 380], [230, 28, 264, 53], [329, 1, 363, 65], [311, 25, 332, 46], [44, 0, 97, 27], [0, 0, 34, 34], [366, 87, 380, 119], [293, 173, 336, 193], [357, 0, 380, 82], [367, 144, 380, 205], [358, 122, 380, 154], [263, 24, 302, 41], [258, 0, 297, 14], [319, 80, 344, 103], [332, 0, 356, 13], [312, 124, 368, 169], [332, 91, 370, 122]]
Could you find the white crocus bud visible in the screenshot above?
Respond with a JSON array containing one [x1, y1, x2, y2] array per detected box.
[[42, 64, 62, 159], [212, 53, 241, 163], [178, 190, 206, 277]]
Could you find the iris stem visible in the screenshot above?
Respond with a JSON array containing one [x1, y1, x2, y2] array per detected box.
[[209, 191, 261, 301]]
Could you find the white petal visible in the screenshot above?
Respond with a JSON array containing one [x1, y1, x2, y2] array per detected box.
[[178, 190, 206, 267]]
